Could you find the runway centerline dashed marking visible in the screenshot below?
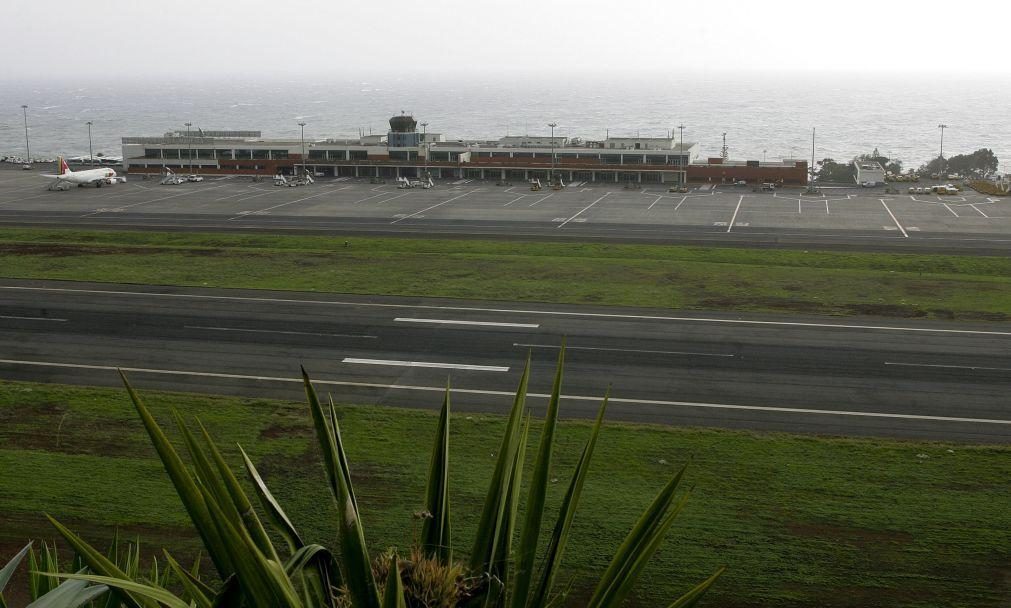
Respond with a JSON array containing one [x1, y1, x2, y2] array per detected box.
[[395, 317, 539, 328], [514, 343, 734, 357], [0, 315, 68, 322], [9, 284, 1011, 336], [342, 358, 508, 372], [0, 358, 1007, 425], [885, 361, 1011, 372], [185, 325, 376, 339]]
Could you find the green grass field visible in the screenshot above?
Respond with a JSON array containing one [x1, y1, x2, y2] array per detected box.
[[2, 380, 1008, 607], [1, 228, 1010, 320]]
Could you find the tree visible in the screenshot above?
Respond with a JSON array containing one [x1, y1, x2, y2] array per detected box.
[[918, 148, 999, 178], [946, 148, 999, 178], [816, 158, 855, 183]]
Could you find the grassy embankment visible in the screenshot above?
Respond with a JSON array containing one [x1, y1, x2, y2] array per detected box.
[[0, 228, 1010, 320], [1, 380, 1009, 607]]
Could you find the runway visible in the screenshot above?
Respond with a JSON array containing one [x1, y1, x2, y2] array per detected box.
[[1, 169, 1010, 254], [1, 279, 1008, 443]]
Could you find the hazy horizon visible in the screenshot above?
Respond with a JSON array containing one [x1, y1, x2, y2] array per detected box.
[[3, 0, 1009, 79]]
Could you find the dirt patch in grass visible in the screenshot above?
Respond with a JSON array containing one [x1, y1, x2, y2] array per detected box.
[[259, 423, 313, 440], [785, 521, 913, 549], [0, 402, 141, 458], [843, 303, 928, 318], [697, 296, 831, 315], [0, 244, 173, 256]]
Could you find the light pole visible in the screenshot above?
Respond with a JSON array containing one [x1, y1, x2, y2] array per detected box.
[[184, 122, 193, 175], [298, 121, 306, 179], [21, 105, 30, 166], [677, 123, 685, 185], [547, 122, 557, 184], [86, 121, 94, 165], [763, 149, 767, 163], [420, 122, 428, 178], [937, 124, 947, 178]]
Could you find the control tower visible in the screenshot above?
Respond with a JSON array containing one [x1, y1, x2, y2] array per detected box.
[[388, 112, 421, 148]]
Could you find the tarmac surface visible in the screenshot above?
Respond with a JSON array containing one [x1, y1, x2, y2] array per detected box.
[[1, 279, 1009, 443], [1, 167, 1010, 253]]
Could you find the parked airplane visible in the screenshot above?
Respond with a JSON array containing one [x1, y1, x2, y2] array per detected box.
[[41, 157, 126, 189]]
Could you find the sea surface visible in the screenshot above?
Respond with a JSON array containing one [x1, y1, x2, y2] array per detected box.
[[1, 72, 1009, 171]]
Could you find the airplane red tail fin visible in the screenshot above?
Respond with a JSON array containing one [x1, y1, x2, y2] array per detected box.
[[58, 156, 71, 175]]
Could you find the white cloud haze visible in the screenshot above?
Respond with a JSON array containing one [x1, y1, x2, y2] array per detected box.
[[2, 0, 1008, 78]]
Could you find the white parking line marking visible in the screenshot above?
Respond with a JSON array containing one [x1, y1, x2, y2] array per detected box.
[[0, 358, 1007, 425], [674, 195, 688, 211], [81, 185, 228, 217], [5, 285, 1011, 336], [885, 362, 1011, 372], [353, 190, 396, 204], [970, 204, 990, 218], [396, 318, 539, 328], [647, 195, 663, 210], [342, 358, 508, 372], [228, 187, 343, 220], [0, 315, 68, 322], [528, 193, 554, 207], [184, 325, 376, 339], [373, 192, 412, 205], [514, 343, 734, 357], [503, 195, 527, 207], [943, 203, 959, 217], [558, 192, 610, 228], [879, 199, 908, 237], [391, 191, 472, 224], [727, 195, 744, 232]]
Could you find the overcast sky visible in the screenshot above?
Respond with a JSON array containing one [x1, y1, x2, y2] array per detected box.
[[3, 0, 1008, 79]]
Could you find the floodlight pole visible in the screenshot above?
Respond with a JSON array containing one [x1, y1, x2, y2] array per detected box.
[[21, 105, 30, 165], [677, 123, 685, 185], [298, 121, 306, 178], [185, 122, 193, 174], [938, 124, 947, 178], [548, 122, 557, 184], [421, 122, 428, 177], [86, 121, 94, 165]]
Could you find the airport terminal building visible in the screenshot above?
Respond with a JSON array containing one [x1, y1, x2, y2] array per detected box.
[[122, 115, 808, 185]]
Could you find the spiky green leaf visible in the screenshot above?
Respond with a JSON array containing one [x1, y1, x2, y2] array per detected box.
[[303, 367, 379, 608], [511, 341, 566, 607], [47, 574, 190, 608], [240, 446, 304, 552], [45, 516, 152, 608], [665, 566, 726, 608], [469, 354, 531, 575], [421, 381, 452, 562], [26, 575, 109, 608], [381, 553, 406, 608], [119, 371, 233, 579], [528, 389, 609, 608], [0, 543, 31, 595]]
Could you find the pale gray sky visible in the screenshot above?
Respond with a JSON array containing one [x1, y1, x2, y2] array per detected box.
[[3, 0, 1008, 78]]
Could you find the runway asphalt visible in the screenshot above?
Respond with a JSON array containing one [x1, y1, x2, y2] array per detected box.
[[1, 279, 1008, 443], [1, 168, 1009, 254]]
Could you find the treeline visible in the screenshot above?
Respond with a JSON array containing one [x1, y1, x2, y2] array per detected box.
[[815, 147, 1000, 182]]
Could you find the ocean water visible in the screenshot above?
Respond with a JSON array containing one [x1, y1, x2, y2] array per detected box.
[[1, 72, 1009, 171]]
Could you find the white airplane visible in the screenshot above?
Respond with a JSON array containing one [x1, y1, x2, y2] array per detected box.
[[41, 157, 126, 189]]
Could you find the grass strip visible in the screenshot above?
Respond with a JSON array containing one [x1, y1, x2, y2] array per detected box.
[[0, 228, 1009, 321], [1, 380, 1009, 607]]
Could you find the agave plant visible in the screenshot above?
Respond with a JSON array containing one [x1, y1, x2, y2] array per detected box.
[[39, 346, 723, 606]]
